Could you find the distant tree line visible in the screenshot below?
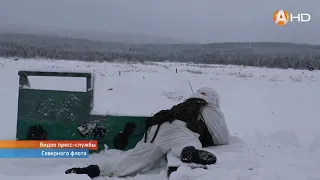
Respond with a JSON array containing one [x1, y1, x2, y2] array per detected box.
[[0, 33, 319, 70]]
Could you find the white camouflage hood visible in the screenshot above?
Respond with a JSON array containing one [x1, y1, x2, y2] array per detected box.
[[188, 87, 220, 108]]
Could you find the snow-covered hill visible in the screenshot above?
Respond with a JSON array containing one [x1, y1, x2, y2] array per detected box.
[[0, 58, 320, 180]]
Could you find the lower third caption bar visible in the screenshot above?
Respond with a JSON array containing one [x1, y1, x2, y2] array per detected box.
[[0, 148, 89, 158]]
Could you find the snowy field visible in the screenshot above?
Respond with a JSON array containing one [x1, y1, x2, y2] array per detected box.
[[0, 58, 320, 180]]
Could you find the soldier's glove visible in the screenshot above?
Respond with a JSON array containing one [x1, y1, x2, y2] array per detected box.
[[65, 165, 100, 178]]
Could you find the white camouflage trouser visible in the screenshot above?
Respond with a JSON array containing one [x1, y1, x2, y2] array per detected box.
[[99, 120, 202, 177]]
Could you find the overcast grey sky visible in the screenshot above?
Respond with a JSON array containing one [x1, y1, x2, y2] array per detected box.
[[0, 0, 319, 44]]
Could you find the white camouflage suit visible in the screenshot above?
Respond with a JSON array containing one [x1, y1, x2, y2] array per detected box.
[[99, 87, 230, 177]]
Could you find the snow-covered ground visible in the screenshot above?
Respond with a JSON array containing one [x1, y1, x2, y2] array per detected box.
[[1, 58, 320, 180]]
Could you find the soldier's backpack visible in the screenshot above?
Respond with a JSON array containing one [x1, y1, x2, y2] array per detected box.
[[145, 98, 212, 146]]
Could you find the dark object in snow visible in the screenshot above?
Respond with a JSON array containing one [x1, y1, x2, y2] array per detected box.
[[180, 146, 217, 165], [26, 125, 48, 140], [108, 88, 113, 91], [167, 150, 209, 178], [166, 146, 214, 178], [167, 166, 178, 177], [309, 66, 314, 71], [65, 165, 100, 178], [113, 122, 136, 150]]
